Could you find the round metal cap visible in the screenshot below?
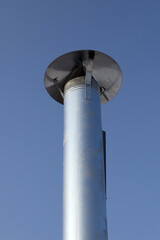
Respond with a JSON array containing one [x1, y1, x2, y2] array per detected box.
[[44, 50, 122, 104]]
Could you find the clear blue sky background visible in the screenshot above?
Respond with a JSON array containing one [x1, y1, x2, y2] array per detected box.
[[0, 0, 160, 239]]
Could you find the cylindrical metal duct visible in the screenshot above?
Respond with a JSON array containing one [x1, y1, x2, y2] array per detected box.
[[63, 76, 107, 240]]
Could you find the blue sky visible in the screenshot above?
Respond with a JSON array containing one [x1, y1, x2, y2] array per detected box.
[[0, 0, 160, 239]]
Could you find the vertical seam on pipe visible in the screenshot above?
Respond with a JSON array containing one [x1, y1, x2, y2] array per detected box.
[[76, 89, 78, 240]]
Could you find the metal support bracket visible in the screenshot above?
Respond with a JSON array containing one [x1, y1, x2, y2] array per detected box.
[[100, 87, 109, 102], [102, 130, 107, 199], [47, 76, 64, 98], [85, 51, 95, 100], [54, 78, 64, 98]]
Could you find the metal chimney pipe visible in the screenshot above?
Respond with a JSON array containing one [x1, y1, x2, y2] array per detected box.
[[44, 50, 122, 240], [63, 76, 107, 239]]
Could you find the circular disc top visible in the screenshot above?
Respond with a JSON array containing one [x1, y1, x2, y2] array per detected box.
[[44, 50, 122, 104]]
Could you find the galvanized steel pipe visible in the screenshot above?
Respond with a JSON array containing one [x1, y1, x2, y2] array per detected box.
[[63, 76, 107, 240]]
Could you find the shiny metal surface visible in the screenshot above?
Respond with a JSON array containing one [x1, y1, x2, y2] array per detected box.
[[63, 76, 107, 240], [44, 50, 122, 104]]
